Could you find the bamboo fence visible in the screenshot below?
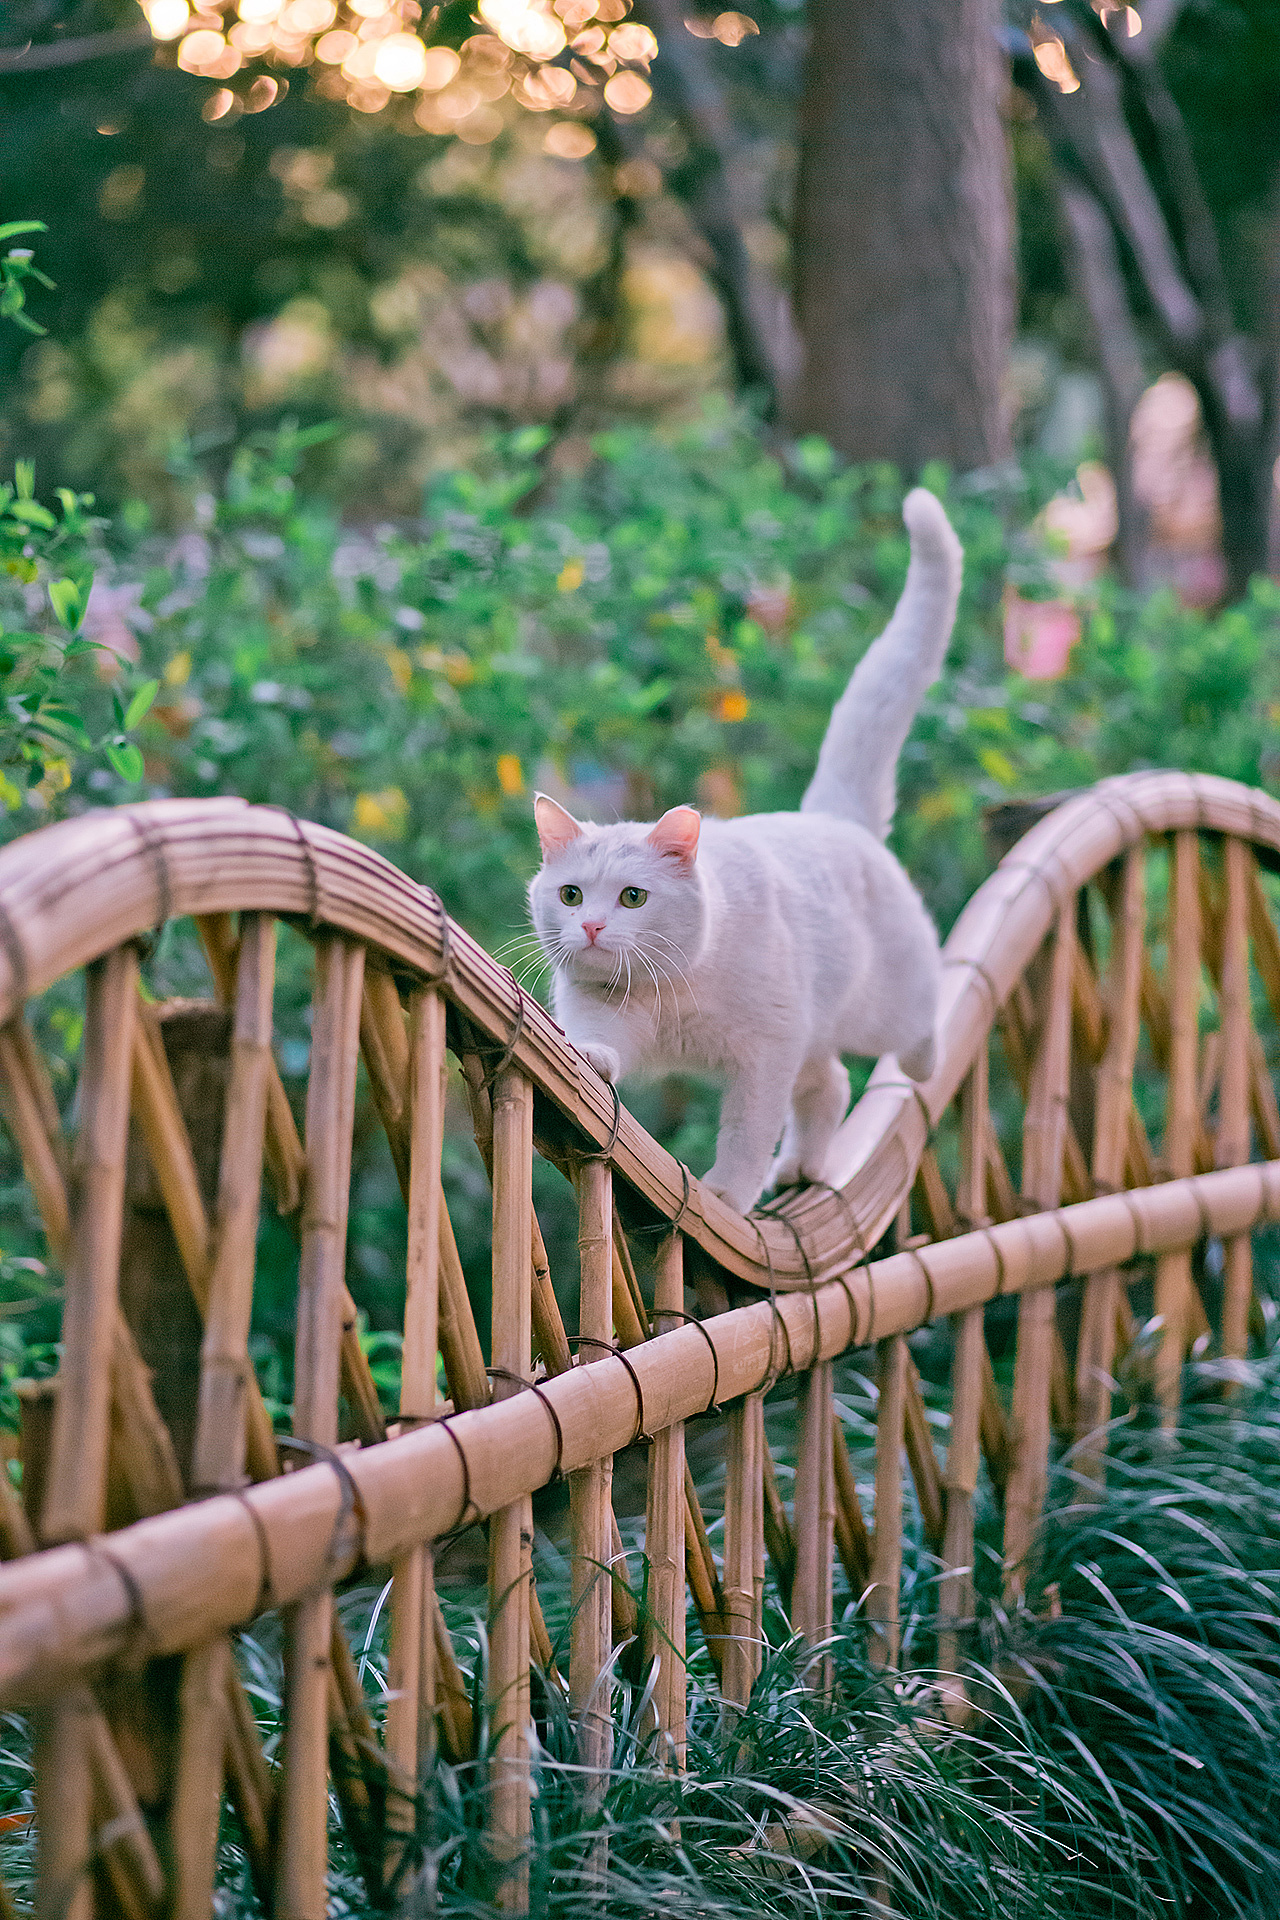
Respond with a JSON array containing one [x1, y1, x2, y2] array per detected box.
[[0, 767, 1275, 1915]]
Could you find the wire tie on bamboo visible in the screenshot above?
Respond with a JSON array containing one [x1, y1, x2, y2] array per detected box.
[[1091, 784, 1145, 848], [1117, 1189, 1149, 1259], [570, 1339, 648, 1444], [276, 1436, 368, 1581], [1055, 1211, 1079, 1280], [1187, 1177, 1215, 1246], [485, 1362, 573, 1470], [265, 806, 324, 929], [640, 1307, 722, 1412], [480, 975, 528, 1091], [432, 1416, 479, 1533], [632, 1159, 693, 1237], [745, 1213, 790, 1392], [86, 1539, 152, 1669], [1000, 858, 1063, 913], [762, 1201, 821, 1364], [421, 884, 453, 986], [806, 1178, 873, 1346], [979, 1226, 1009, 1297], [868, 1076, 937, 1137], [125, 806, 174, 934], [903, 1246, 937, 1323], [941, 954, 1003, 1017], [0, 896, 29, 1007], [576, 1080, 623, 1164], [228, 1489, 278, 1618]]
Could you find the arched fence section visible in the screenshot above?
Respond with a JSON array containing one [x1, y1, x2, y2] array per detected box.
[[0, 768, 1276, 1916]]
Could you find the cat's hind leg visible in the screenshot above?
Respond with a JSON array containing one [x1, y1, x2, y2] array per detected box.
[[771, 1053, 850, 1191]]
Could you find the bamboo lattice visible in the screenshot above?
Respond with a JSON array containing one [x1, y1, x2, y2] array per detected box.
[[0, 769, 1276, 1915]]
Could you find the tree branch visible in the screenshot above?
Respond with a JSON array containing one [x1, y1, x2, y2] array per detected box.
[[0, 22, 153, 74]]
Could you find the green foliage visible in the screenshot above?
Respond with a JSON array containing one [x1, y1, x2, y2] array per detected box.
[[0, 222, 52, 338], [0, 460, 160, 803]]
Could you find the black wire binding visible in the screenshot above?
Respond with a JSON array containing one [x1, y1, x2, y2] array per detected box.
[[579, 1080, 622, 1162], [269, 807, 322, 929], [127, 808, 174, 932], [638, 1309, 721, 1412], [422, 885, 452, 986], [229, 1487, 277, 1618], [1057, 1210, 1079, 1280], [902, 1245, 936, 1323], [631, 1159, 692, 1236], [89, 1539, 150, 1667], [941, 953, 1004, 1016], [277, 1436, 367, 1578], [570, 1336, 648, 1447], [529, 1382, 566, 1481], [482, 977, 527, 1090], [980, 1225, 1010, 1296], [745, 1213, 789, 1394], [433, 1414, 478, 1532]]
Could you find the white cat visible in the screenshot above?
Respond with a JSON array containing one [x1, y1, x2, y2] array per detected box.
[[528, 487, 963, 1214]]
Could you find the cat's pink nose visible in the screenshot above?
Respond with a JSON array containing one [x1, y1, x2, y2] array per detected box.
[[581, 919, 606, 945]]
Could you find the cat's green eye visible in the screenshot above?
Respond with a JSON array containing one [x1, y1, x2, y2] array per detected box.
[[619, 886, 648, 909], [559, 884, 583, 907]]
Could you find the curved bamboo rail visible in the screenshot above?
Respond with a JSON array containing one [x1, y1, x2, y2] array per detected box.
[[0, 766, 1276, 1916]]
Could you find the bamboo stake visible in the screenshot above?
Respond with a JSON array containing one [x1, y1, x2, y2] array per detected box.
[[902, 1359, 945, 1548], [1155, 832, 1202, 1418], [570, 1157, 613, 1858], [937, 1055, 990, 1712], [169, 1637, 231, 1920], [792, 1359, 835, 1688], [385, 986, 446, 1875], [487, 1067, 533, 1913], [761, 1445, 795, 1607], [191, 914, 277, 1493], [721, 1391, 764, 1714], [832, 1419, 871, 1593], [87, 1702, 167, 1920], [0, 1023, 69, 1258], [1218, 841, 1254, 1359], [200, 916, 384, 1445], [683, 1466, 727, 1677], [42, 946, 136, 1545], [1004, 905, 1074, 1600], [645, 1235, 686, 1766], [276, 936, 365, 1920], [867, 1334, 907, 1669], [1076, 848, 1145, 1469], [33, 1691, 94, 1920]]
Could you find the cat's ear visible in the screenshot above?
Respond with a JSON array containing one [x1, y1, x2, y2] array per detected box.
[[646, 806, 701, 868], [534, 793, 584, 860]]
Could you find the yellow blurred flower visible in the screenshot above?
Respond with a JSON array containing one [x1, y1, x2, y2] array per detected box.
[[384, 646, 412, 693], [978, 747, 1017, 787], [352, 787, 408, 837], [716, 690, 750, 723], [164, 650, 192, 687], [557, 558, 584, 593], [496, 753, 524, 796]]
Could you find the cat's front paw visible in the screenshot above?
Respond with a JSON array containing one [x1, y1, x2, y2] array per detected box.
[[579, 1041, 622, 1085], [703, 1166, 765, 1215], [770, 1150, 827, 1192]]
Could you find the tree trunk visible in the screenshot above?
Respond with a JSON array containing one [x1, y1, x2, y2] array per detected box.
[[789, 0, 1013, 475]]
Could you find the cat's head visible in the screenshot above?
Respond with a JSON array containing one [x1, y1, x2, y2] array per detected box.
[[528, 795, 708, 989]]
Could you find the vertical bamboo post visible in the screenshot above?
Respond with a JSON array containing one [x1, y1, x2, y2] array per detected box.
[[42, 946, 137, 1545], [1155, 831, 1202, 1418], [644, 1232, 686, 1768], [570, 1157, 613, 1861], [1218, 839, 1254, 1358], [791, 1359, 835, 1689], [721, 1392, 764, 1717], [487, 1068, 534, 1912], [276, 936, 365, 1920], [385, 986, 447, 1871], [1004, 902, 1074, 1602], [937, 1054, 990, 1710], [1076, 849, 1145, 1469], [191, 915, 277, 1494], [867, 1333, 907, 1669], [35, 947, 136, 1920]]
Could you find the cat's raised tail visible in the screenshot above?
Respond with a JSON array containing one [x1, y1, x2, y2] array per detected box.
[[800, 487, 962, 842]]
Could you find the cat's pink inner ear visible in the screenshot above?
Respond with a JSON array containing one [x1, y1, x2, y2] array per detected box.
[[534, 793, 584, 859], [646, 805, 701, 867]]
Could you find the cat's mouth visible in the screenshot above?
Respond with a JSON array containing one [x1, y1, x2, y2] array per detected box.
[[561, 940, 621, 981]]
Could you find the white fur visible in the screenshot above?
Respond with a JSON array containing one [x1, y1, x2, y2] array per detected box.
[[528, 487, 963, 1213]]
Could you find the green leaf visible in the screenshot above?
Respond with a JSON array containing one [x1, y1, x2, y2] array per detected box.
[[0, 223, 46, 244], [46, 579, 81, 629], [105, 740, 145, 784], [13, 461, 34, 501], [6, 499, 55, 529], [123, 679, 160, 730]]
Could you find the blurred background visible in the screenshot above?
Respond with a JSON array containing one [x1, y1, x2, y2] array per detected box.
[[1, 0, 1279, 1374]]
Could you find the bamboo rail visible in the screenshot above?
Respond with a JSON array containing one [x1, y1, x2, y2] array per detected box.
[[0, 768, 1276, 1915]]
